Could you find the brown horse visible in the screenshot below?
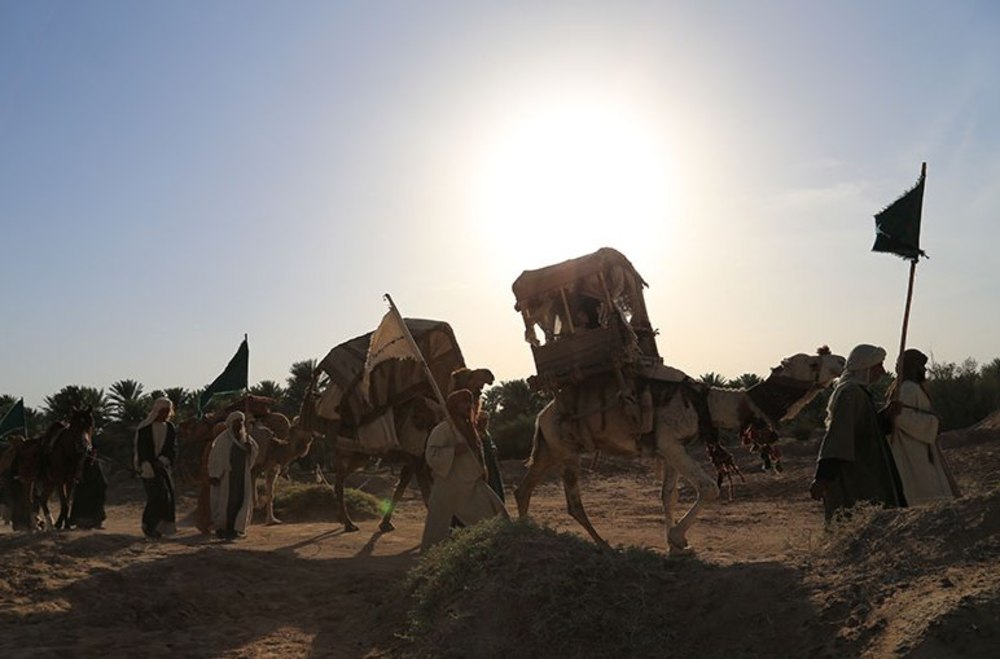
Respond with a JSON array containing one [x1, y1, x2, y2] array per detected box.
[[38, 407, 95, 530]]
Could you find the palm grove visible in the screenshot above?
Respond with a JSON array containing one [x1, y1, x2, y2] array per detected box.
[[4, 356, 1000, 476]]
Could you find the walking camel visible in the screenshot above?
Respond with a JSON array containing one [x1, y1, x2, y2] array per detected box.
[[514, 348, 845, 554]]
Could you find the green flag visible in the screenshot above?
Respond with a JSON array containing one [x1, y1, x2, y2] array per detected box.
[[873, 164, 928, 261], [0, 398, 27, 439], [198, 335, 249, 417]]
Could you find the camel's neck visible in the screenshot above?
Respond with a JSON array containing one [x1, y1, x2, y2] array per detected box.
[[705, 388, 755, 430], [746, 376, 818, 425]]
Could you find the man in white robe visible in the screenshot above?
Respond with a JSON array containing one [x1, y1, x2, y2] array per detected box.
[[889, 349, 960, 504], [208, 411, 259, 540], [420, 389, 508, 552]]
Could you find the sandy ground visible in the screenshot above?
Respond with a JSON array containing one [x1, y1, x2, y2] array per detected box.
[[2, 429, 998, 658]]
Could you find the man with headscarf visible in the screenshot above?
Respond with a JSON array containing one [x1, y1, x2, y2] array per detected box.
[[888, 348, 961, 504], [421, 389, 509, 551], [810, 344, 906, 520], [134, 397, 178, 538], [208, 411, 259, 541]]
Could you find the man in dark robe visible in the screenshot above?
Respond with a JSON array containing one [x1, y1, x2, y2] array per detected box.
[[476, 411, 505, 502], [134, 398, 177, 539], [810, 344, 906, 520], [68, 443, 107, 529]]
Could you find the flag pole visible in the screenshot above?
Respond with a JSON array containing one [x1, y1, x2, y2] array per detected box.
[[243, 333, 250, 418], [382, 294, 483, 464], [893, 161, 927, 390]]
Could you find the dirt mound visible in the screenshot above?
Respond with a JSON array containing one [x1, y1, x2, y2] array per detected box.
[[397, 517, 831, 658], [809, 490, 1000, 657]]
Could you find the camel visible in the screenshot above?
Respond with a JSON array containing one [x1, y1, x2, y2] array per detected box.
[[253, 418, 319, 525], [178, 399, 302, 534], [514, 348, 845, 554]]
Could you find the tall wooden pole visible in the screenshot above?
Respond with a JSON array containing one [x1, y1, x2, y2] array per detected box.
[[895, 259, 918, 379], [893, 161, 926, 392]]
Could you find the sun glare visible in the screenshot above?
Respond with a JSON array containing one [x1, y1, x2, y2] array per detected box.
[[473, 101, 676, 270]]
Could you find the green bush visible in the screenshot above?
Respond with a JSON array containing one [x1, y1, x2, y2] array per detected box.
[[268, 482, 382, 522]]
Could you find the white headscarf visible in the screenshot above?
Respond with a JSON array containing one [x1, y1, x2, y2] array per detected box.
[[226, 411, 247, 442], [137, 397, 173, 430], [825, 344, 886, 426]]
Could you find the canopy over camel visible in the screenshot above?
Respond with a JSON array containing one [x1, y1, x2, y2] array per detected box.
[[511, 247, 846, 552]]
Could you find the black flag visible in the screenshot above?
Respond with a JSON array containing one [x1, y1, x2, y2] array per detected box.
[[873, 165, 927, 261]]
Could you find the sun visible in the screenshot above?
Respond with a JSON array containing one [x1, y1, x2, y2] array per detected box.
[[472, 100, 676, 271]]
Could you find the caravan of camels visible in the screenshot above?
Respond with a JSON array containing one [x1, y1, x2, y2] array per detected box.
[[1, 247, 845, 553]]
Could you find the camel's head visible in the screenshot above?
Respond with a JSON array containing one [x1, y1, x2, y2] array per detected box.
[[769, 346, 845, 388], [450, 367, 496, 399]]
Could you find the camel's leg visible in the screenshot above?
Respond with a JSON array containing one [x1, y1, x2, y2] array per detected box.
[[660, 439, 720, 555], [334, 457, 359, 532], [265, 465, 282, 525], [378, 463, 413, 532], [562, 458, 610, 548], [659, 456, 681, 534], [514, 435, 559, 518], [414, 462, 433, 506]]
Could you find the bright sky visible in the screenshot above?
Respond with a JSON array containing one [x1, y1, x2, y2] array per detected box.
[[2, 1, 999, 409]]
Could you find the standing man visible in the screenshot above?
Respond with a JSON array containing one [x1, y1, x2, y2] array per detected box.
[[208, 411, 259, 541], [421, 390, 508, 551], [476, 411, 505, 502], [888, 348, 961, 504], [810, 344, 906, 520], [134, 397, 177, 539]]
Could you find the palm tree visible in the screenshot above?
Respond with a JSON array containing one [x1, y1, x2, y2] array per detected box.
[[731, 373, 763, 390], [698, 372, 729, 388], [43, 385, 109, 428], [251, 379, 286, 403], [108, 379, 146, 425], [285, 359, 318, 416]]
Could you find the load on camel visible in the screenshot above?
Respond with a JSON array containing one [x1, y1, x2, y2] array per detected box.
[[302, 314, 494, 532], [179, 394, 318, 533], [509, 247, 846, 553]]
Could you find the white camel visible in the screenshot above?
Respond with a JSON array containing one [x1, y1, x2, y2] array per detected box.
[[514, 348, 845, 554]]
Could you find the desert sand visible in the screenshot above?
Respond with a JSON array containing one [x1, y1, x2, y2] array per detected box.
[[2, 427, 998, 658]]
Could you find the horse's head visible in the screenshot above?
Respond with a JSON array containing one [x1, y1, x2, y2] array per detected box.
[[769, 346, 845, 389], [68, 406, 95, 435]]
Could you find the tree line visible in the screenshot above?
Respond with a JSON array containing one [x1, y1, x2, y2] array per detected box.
[[4, 356, 999, 467]]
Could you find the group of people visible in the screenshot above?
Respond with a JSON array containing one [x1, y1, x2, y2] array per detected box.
[[134, 398, 258, 541], [134, 389, 508, 549], [811, 344, 960, 521]]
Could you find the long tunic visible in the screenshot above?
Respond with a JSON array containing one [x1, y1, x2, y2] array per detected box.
[[68, 451, 107, 529], [815, 383, 906, 520], [889, 381, 960, 504], [208, 431, 259, 535], [134, 422, 177, 535], [421, 420, 508, 551], [482, 433, 505, 502]]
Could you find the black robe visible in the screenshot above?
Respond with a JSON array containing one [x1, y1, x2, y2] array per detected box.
[[68, 451, 107, 529], [815, 383, 906, 520]]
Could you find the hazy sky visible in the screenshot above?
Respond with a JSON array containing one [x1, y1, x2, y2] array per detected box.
[[2, 1, 999, 408]]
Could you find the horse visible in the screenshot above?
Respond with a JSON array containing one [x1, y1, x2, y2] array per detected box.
[[37, 406, 95, 530], [514, 349, 845, 554]]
